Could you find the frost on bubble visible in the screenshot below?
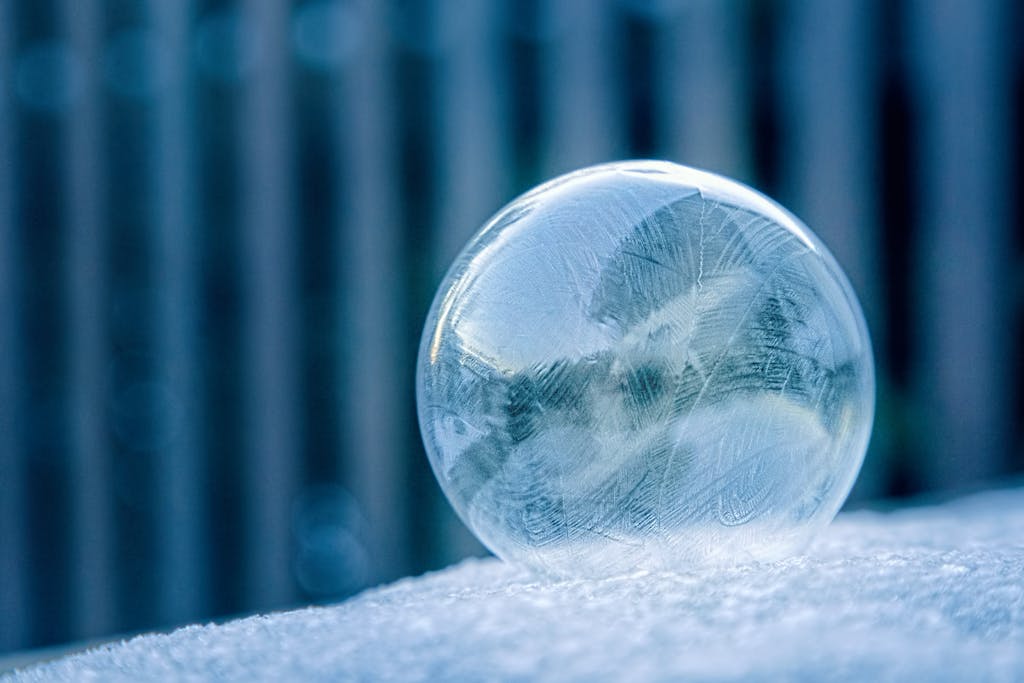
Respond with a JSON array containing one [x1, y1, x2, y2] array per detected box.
[[418, 161, 874, 576]]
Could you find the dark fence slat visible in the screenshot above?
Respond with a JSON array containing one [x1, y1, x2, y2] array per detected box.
[[151, 0, 207, 626], [239, 0, 301, 609], [541, 0, 624, 176], [0, 0, 27, 652], [337, 0, 410, 584], [63, 0, 115, 638], [908, 0, 1013, 489], [657, 0, 751, 181], [432, 0, 510, 273]]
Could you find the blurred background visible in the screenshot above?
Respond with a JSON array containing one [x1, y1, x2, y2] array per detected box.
[[0, 0, 1021, 656]]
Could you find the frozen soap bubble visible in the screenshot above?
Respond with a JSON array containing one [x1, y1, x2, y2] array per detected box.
[[417, 161, 874, 577]]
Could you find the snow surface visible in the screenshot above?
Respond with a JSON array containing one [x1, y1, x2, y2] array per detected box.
[[8, 486, 1024, 682]]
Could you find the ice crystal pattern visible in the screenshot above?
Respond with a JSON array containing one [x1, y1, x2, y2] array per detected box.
[[417, 161, 874, 576]]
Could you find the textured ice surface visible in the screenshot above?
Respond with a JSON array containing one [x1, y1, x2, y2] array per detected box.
[[9, 487, 1024, 682], [418, 161, 874, 575]]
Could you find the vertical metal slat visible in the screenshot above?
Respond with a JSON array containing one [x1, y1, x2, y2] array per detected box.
[[151, 0, 206, 626], [64, 0, 115, 640], [337, 0, 409, 584], [0, 0, 27, 652], [908, 0, 1012, 489], [657, 0, 751, 181], [239, 0, 300, 609], [432, 0, 510, 273], [540, 0, 624, 176]]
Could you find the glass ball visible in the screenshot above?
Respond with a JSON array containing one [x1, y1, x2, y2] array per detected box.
[[417, 161, 874, 577]]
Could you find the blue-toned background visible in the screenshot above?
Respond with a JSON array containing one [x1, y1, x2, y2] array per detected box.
[[0, 0, 1021, 654]]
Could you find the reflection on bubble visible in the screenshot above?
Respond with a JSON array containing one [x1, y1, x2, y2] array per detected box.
[[292, 0, 362, 70], [14, 41, 84, 113], [291, 484, 371, 599]]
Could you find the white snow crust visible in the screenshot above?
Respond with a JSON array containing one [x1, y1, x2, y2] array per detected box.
[[8, 486, 1024, 682]]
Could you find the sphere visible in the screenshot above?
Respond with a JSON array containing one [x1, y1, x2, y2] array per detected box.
[[417, 161, 874, 577]]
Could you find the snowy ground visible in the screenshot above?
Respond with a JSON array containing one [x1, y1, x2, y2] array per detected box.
[[7, 486, 1024, 682]]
